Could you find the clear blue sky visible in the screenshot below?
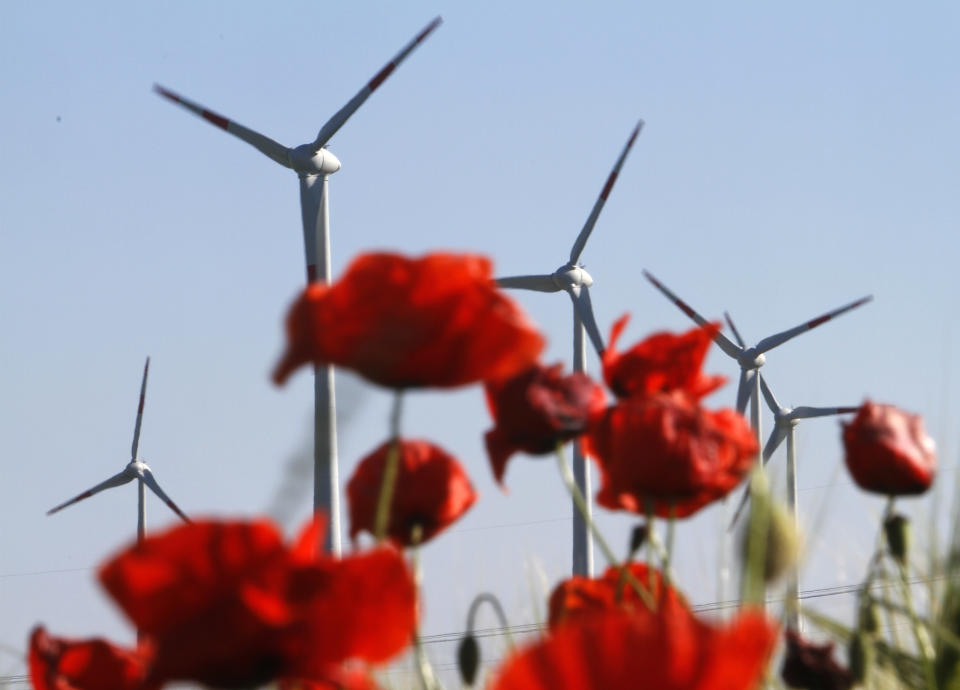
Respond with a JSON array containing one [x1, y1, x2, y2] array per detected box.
[[2, 1, 959, 685]]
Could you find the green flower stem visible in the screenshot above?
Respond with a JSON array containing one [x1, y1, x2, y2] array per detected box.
[[664, 503, 677, 585], [466, 592, 514, 649], [374, 391, 405, 541], [644, 499, 657, 591], [893, 546, 936, 689], [410, 525, 441, 690], [555, 443, 655, 610]]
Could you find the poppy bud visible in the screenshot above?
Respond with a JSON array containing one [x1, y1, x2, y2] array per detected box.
[[884, 513, 910, 565], [740, 493, 801, 584], [629, 523, 649, 557], [858, 600, 880, 636], [457, 633, 480, 686], [848, 633, 874, 685]]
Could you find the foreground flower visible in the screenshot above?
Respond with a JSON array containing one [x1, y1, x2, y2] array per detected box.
[[99, 518, 416, 689], [347, 439, 477, 546], [272, 252, 544, 389], [843, 402, 936, 495], [586, 392, 758, 518], [602, 315, 726, 401], [483, 363, 606, 485], [29, 626, 155, 690], [780, 629, 853, 690], [548, 562, 681, 629], [490, 607, 778, 690]]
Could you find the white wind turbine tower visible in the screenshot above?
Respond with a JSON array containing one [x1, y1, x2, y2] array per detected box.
[[642, 271, 871, 449], [720, 313, 857, 628], [154, 17, 442, 555], [496, 120, 644, 576], [47, 358, 190, 544]]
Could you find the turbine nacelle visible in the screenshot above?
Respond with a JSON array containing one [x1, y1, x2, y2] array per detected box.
[[290, 145, 342, 176], [738, 349, 766, 369], [553, 264, 593, 291]]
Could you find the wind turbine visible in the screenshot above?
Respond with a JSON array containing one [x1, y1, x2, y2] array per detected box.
[[47, 358, 190, 544], [642, 271, 871, 446], [496, 120, 644, 576], [153, 16, 442, 555]]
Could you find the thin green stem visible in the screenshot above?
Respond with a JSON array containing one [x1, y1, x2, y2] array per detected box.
[[555, 443, 655, 610], [466, 593, 514, 649], [374, 391, 404, 541], [410, 525, 441, 690], [664, 502, 676, 585], [895, 551, 936, 689]]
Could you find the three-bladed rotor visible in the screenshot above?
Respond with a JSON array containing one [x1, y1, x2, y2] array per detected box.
[[496, 120, 644, 357], [643, 270, 871, 415], [47, 357, 190, 527]]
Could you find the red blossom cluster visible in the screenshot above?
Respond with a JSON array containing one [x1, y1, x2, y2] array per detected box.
[[31, 250, 938, 689]]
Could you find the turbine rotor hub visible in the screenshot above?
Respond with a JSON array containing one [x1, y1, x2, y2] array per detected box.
[[552, 264, 593, 290], [290, 144, 342, 175], [739, 349, 766, 368]]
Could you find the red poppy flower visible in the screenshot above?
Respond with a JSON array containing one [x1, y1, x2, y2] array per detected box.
[[483, 363, 606, 485], [272, 252, 544, 389], [843, 402, 936, 496], [99, 518, 416, 689], [548, 562, 683, 629], [585, 392, 758, 518], [347, 439, 477, 546], [490, 606, 778, 690], [602, 315, 727, 401], [29, 626, 156, 690], [780, 629, 853, 690]]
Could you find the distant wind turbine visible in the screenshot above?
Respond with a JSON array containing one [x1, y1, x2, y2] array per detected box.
[[47, 358, 190, 543], [496, 120, 644, 576], [642, 271, 871, 446], [154, 17, 442, 555]]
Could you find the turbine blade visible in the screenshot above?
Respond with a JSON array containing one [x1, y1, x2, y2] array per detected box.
[[758, 373, 781, 413], [790, 405, 860, 420], [724, 311, 746, 348], [495, 274, 561, 293], [763, 424, 789, 462], [141, 468, 191, 523], [153, 85, 292, 168], [313, 16, 442, 149], [736, 369, 754, 415], [754, 295, 873, 355], [570, 286, 605, 355], [568, 120, 644, 263], [643, 271, 741, 359], [47, 470, 134, 515], [131, 357, 149, 461]]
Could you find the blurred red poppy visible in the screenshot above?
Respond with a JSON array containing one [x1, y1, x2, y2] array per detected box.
[[490, 606, 777, 690], [99, 518, 415, 689], [347, 439, 477, 546], [586, 392, 757, 518], [483, 363, 606, 485], [843, 402, 936, 496], [272, 252, 544, 389], [29, 626, 155, 690], [548, 562, 682, 629], [602, 315, 727, 401], [780, 629, 853, 690]]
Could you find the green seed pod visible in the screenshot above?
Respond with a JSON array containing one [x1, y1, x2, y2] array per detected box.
[[884, 513, 910, 565], [457, 634, 480, 686], [739, 495, 801, 584], [629, 523, 649, 558], [858, 600, 881, 636], [849, 632, 874, 685]]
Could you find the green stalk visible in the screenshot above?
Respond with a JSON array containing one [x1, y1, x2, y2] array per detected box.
[[373, 391, 404, 541], [555, 443, 655, 610], [410, 525, 441, 690]]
